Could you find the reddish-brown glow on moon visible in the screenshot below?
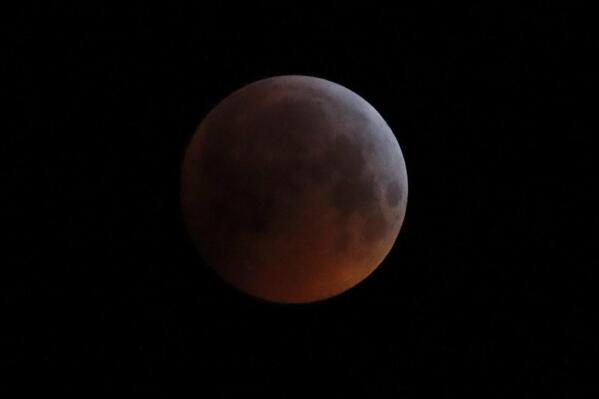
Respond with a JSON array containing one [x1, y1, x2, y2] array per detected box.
[[181, 75, 408, 303]]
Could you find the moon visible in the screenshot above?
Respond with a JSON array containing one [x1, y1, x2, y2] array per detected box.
[[181, 75, 408, 303]]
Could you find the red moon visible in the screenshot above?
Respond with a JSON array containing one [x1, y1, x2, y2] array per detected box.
[[181, 75, 408, 303]]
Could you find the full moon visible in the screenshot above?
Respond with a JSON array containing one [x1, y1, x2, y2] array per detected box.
[[181, 75, 408, 303]]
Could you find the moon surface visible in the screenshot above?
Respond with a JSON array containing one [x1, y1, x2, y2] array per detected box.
[[181, 75, 408, 303]]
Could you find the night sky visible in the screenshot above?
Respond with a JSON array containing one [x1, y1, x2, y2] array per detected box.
[[5, 3, 596, 395]]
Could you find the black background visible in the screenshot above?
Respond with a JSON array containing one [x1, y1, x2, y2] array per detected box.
[[5, 3, 597, 396]]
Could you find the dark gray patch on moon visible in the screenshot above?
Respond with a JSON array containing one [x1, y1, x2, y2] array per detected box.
[[326, 135, 377, 216], [385, 180, 403, 207], [363, 207, 389, 243]]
